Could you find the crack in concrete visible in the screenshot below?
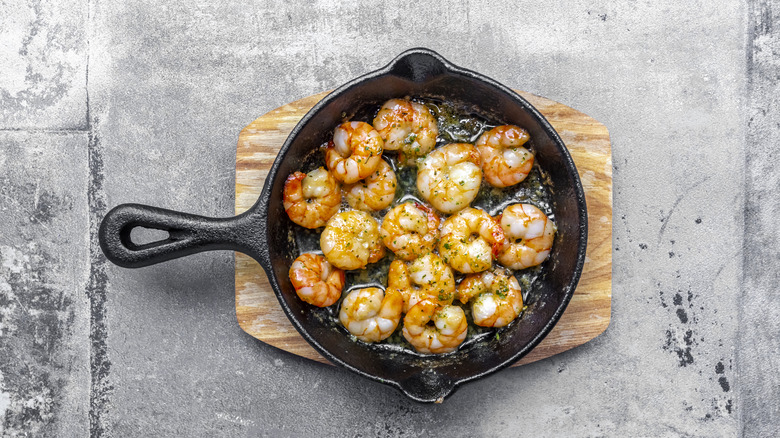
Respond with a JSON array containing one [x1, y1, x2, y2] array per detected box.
[[657, 175, 711, 244], [85, 29, 111, 436], [87, 131, 111, 437]]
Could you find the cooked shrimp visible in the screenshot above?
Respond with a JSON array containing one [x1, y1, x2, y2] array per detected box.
[[380, 202, 440, 261], [288, 253, 345, 307], [402, 300, 468, 354], [387, 254, 455, 312], [439, 207, 505, 274], [497, 203, 556, 270], [409, 253, 456, 305], [320, 210, 385, 270], [387, 260, 425, 313], [283, 167, 341, 229], [344, 159, 397, 212], [339, 287, 403, 342], [416, 143, 482, 214], [325, 121, 384, 184], [475, 125, 534, 187], [461, 268, 524, 327], [372, 98, 438, 164]]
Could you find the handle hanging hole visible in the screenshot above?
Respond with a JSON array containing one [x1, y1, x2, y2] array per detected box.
[[129, 227, 171, 246]]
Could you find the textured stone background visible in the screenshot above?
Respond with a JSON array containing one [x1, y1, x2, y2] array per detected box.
[[0, 0, 777, 436]]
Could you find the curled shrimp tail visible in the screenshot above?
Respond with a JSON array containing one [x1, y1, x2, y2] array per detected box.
[[380, 288, 404, 319]]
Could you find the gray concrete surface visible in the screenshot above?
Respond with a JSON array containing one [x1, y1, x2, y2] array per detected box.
[[0, 0, 777, 436]]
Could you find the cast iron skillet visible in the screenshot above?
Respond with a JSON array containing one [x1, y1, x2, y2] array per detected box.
[[99, 48, 588, 403]]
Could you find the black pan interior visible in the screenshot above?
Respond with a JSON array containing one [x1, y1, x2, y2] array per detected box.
[[256, 51, 587, 401]]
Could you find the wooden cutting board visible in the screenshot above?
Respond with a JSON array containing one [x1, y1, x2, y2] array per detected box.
[[234, 91, 612, 367]]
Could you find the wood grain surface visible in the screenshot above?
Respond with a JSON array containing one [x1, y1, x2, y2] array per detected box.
[[234, 91, 612, 366]]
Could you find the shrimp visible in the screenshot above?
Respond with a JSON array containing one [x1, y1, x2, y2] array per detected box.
[[475, 125, 534, 187], [439, 207, 505, 274], [320, 210, 386, 270], [282, 167, 341, 229], [380, 202, 440, 261], [344, 159, 397, 212], [339, 287, 403, 342], [387, 254, 455, 312], [457, 267, 524, 327], [387, 260, 425, 313], [416, 143, 482, 214], [288, 253, 345, 307], [325, 121, 384, 184], [372, 98, 438, 164], [408, 253, 456, 305], [497, 203, 556, 270], [402, 300, 468, 354]]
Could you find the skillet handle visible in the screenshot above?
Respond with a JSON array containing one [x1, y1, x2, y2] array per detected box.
[[98, 203, 268, 269]]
